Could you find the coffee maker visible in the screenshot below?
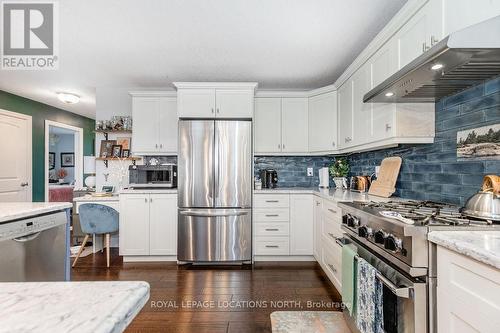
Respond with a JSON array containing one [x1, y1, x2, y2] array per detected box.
[[260, 169, 278, 189]]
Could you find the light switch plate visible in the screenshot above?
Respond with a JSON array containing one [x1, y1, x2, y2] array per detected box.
[[307, 167, 313, 177]]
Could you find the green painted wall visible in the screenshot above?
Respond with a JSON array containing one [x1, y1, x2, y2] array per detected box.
[[0, 90, 95, 202]]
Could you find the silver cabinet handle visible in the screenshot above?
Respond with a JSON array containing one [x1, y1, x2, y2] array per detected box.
[[345, 137, 352, 142], [155, 144, 158, 149], [431, 35, 438, 46], [386, 123, 392, 131], [216, 108, 220, 113], [327, 263, 337, 273], [150, 198, 153, 203], [144, 198, 147, 203], [265, 228, 279, 231], [332, 141, 336, 147], [159, 144, 163, 149], [282, 144, 285, 149], [316, 201, 321, 206], [265, 214, 279, 217], [20, 182, 29, 187], [211, 108, 214, 113], [265, 200, 279, 203], [328, 208, 337, 214], [13, 232, 41, 242], [335, 238, 344, 247], [422, 42, 426, 53], [278, 144, 281, 149], [265, 245, 279, 248]]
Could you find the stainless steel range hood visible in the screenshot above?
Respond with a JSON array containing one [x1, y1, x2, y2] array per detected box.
[[364, 15, 500, 103]]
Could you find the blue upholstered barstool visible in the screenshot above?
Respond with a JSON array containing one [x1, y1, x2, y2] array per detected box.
[[72, 203, 119, 268]]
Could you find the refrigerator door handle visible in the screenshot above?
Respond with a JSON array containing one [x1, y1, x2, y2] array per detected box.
[[179, 211, 249, 217]]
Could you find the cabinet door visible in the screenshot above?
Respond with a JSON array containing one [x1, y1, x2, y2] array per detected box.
[[397, 6, 430, 69], [158, 97, 178, 154], [149, 194, 177, 255], [177, 88, 216, 118], [443, 0, 500, 36], [290, 194, 313, 255], [132, 97, 160, 154], [119, 194, 150, 255], [351, 63, 372, 146], [313, 198, 322, 260], [281, 98, 308, 153], [215, 89, 254, 118], [254, 98, 282, 153], [308, 91, 338, 152], [338, 81, 353, 149]]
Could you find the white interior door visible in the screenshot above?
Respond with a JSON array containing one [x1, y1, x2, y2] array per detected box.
[[0, 110, 31, 202]]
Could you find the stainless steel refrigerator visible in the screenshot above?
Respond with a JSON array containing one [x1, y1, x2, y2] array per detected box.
[[177, 120, 252, 263]]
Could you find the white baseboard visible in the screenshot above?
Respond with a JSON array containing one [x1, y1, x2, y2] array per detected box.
[[253, 255, 316, 261], [123, 255, 177, 262]]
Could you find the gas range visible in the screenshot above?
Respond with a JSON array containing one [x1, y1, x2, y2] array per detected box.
[[338, 200, 500, 277]]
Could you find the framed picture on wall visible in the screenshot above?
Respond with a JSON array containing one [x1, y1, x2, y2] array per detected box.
[[116, 137, 131, 150], [61, 152, 75, 167], [122, 149, 130, 158], [111, 145, 122, 158], [99, 140, 116, 158], [49, 152, 55, 170]]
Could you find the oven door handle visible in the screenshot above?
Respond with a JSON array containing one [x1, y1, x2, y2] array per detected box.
[[337, 236, 413, 298], [375, 271, 413, 298]]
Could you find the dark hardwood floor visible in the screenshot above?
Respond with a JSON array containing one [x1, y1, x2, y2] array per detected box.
[[72, 249, 342, 333]]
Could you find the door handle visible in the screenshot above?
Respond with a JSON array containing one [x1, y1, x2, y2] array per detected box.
[[20, 182, 29, 187], [179, 211, 249, 217], [13, 232, 41, 242], [159, 144, 163, 149]]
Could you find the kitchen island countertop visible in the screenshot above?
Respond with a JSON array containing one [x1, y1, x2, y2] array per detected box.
[[429, 231, 500, 270], [0, 202, 72, 223], [0, 281, 150, 333]]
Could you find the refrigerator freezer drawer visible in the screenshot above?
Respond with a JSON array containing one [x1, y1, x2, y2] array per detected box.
[[178, 209, 252, 262]]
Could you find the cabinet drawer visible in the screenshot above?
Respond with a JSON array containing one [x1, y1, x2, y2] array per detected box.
[[254, 222, 289, 236], [322, 213, 343, 241], [322, 200, 341, 219], [253, 208, 289, 222], [321, 234, 342, 290], [254, 237, 290, 255], [254, 194, 289, 208]]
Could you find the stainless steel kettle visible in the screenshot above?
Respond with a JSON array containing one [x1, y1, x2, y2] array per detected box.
[[462, 190, 500, 223]]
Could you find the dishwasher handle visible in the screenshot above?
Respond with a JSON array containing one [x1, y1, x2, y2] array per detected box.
[[13, 232, 42, 242]]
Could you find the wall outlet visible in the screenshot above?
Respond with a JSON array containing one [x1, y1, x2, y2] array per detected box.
[[307, 167, 314, 177]]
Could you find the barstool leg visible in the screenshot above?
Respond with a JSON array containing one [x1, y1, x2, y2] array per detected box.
[[105, 233, 110, 268], [72, 234, 89, 267]]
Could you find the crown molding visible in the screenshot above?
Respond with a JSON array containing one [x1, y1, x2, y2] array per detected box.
[[129, 90, 177, 97], [172, 82, 258, 90]]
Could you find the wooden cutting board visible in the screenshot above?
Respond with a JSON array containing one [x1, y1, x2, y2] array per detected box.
[[368, 156, 402, 197]]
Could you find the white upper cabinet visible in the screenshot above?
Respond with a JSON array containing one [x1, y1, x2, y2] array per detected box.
[[131, 94, 177, 155], [337, 81, 353, 149], [177, 88, 216, 118], [351, 63, 372, 147], [281, 98, 308, 153], [308, 91, 338, 153], [442, 0, 500, 36], [254, 98, 282, 153], [215, 89, 254, 118], [175, 83, 257, 118]]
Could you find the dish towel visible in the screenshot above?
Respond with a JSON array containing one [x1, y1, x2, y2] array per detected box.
[[355, 258, 384, 333], [341, 244, 357, 314]]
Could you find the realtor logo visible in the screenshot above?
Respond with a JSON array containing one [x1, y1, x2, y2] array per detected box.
[[1, 1, 59, 69]]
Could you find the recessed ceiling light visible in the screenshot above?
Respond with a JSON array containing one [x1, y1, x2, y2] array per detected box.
[[385, 92, 394, 97], [431, 63, 444, 71], [57, 92, 80, 104]]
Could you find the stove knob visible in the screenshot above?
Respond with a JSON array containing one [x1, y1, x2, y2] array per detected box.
[[342, 214, 350, 225], [374, 230, 387, 244], [384, 235, 403, 252], [347, 215, 359, 228], [357, 226, 372, 238]]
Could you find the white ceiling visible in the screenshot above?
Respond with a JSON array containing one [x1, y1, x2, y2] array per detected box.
[[0, 0, 407, 119]]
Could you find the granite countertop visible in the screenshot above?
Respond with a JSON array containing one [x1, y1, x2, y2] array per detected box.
[[120, 188, 177, 194], [254, 187, 394, 203], [0, 202, 72, 223], [74, 195, 120, 202], [0, 281, 150, 333], [429, 231, 500, 269]]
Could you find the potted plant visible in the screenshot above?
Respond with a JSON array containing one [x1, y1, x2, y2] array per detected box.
[[329, 158, 349, 189], [57, 168, 68, 183]]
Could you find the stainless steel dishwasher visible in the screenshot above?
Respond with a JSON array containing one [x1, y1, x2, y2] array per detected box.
[[0, 210, 69, 282]]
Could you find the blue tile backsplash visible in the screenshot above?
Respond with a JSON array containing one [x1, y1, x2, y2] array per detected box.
[[254, 156, 335, 187], [348, 78, 500, 205]]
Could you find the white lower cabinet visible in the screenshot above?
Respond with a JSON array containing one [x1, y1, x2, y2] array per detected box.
[[119, 193, 177, 257], [253, 193, 313, 257], [437, 246, 500, 333], [290, 194, 313, 255]]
